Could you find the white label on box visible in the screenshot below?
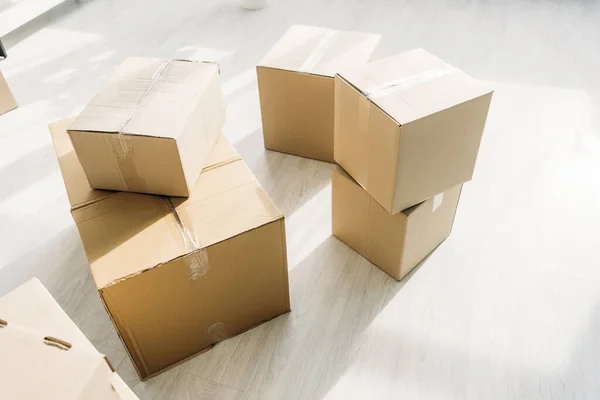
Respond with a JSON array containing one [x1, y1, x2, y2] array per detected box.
[[432, 193, 444, 212]]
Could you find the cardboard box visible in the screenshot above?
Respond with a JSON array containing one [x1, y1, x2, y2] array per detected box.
[[0, 278, 137, 399], [68, 57, 225, 197], [0, 67, 18, 115], [257, 25, 380, 162], [334, 48, 493, 213], [332, 167, 462, 281], [50, 118, 290, 380]]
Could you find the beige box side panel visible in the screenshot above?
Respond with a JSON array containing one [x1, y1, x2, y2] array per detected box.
[[331, 167, 370, 257], [401, 184, 462, 276], [100, 219, 289, 380], [225, 219, 290, 325], [258, 67, 335, 162], [49, 119, 114, 210], [366, 196, 408, 281], [68, 131, 188, 196], [0, 68, 17, 115], [334, 76, 400, 212], [72, 192, 187, 289], [332, 167, 407, 280], [177, 67, 224, 191], [393, 93, 492, 212]]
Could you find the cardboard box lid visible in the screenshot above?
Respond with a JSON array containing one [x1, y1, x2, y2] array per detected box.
[[0, 279, 138, 400], [337, 48, 493, 125], [68, 58, 218, 139], [258, 25, 381, 78], [50, 119, 283, 289]]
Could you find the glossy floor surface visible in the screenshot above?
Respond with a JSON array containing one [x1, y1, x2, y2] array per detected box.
[[1, 0, 600, 398]]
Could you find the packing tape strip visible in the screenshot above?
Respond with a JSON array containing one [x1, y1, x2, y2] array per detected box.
[[298, 30, 337, 73], [206, 322, 227, 342], [115, 59, 172, 135], [100, 60, 172, 193], [363, 63, 455, 99], [167, 199, 210, 281], [185, 249, 210, 281], [105, 135, 148, 193]]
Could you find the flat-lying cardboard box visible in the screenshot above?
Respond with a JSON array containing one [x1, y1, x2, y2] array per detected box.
[[68, 57, 225, 197], [332, 167, 462, 281], [257, 25, 380, 162], [0, 278, 137, 399], [50, 118, 290, 380], [0, 67, 18, 115], [334, 48, 492, 213]]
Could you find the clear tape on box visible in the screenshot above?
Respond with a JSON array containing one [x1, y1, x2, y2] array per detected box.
[[363, 63, 455, 99]]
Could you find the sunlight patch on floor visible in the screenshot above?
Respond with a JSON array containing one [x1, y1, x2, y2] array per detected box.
[[286, 183, 332, 270]]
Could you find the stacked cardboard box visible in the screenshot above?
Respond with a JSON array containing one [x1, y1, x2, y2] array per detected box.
[[67, 57, 225, 197], [333, 48, 493, 280], [257, 27, 493, 280], [0, 278, 138, 399], [257, 25, 381, 162], [50, 57, 291, 380]]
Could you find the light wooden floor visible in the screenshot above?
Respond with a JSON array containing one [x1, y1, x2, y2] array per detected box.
[[1, 0, 600, 399]]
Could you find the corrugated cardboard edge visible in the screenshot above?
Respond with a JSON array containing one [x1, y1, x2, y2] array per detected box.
[[279, 218, 292, 313], [257, 64, 335, 79], [98, 289, 150, 380], [447, 185, 464, 236], [333, 166, 416, 281], [111, 374, 139, 399], [333, 79, 400, 212], [194, 155, 243, 174], [0, 101, 17, 115]]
